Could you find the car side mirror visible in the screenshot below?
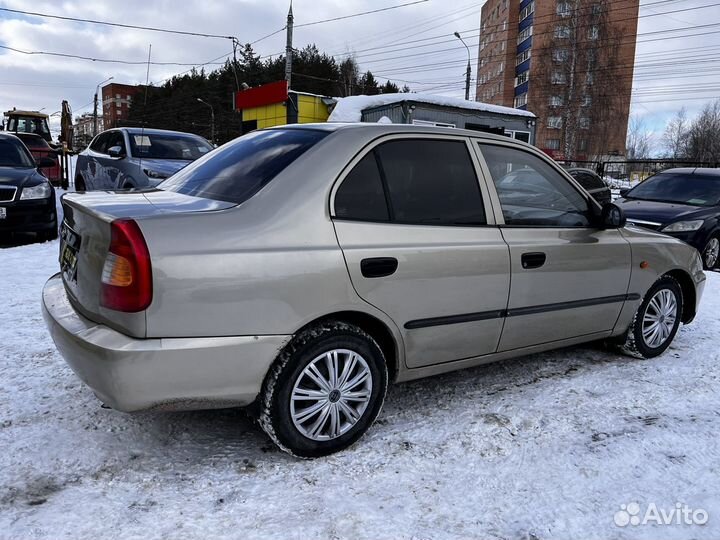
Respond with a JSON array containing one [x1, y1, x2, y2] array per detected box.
[[108, 146, 125, 158], [619, 188, 629, 198], [36, 156, 56, 169], [600, 203, 627, 229]]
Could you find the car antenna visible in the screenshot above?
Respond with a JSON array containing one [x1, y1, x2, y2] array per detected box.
[[137, 44, 151, 176]]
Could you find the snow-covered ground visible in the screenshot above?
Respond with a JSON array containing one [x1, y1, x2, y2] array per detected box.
[[1, 233, 719, 539]]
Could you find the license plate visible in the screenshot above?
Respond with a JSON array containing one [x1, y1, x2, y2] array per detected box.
[[0, 207, 5, 220], [60, 222, 81, 282]]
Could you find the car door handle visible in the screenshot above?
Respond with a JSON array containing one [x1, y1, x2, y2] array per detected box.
[[521, 252, 546, 270], [361, 257, 399, 278]]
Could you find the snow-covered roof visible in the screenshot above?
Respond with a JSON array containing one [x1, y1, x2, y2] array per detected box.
[[328, 93, 536, 122]]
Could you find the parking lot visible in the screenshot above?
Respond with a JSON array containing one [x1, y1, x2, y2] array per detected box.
[[1, 234, 718, 540]]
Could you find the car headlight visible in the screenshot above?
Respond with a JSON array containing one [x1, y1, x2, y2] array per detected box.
[[662, 220, 704, 233], [143, 168, 168, 180], [20, 182, 52, 200]]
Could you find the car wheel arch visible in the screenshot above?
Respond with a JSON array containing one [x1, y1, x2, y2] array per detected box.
[[291, 311, 402, 383], [664, 268, 696, 323]]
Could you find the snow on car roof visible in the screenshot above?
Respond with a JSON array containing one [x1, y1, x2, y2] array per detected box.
[[328, 93, 536, 123]]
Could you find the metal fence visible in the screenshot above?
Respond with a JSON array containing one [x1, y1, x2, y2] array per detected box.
[[556, 159, 720, 181]]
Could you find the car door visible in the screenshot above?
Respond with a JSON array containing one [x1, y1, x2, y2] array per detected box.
[[331, 135, 510, 368], [83, 132, 111, 189], [475, 142, 633, 351]]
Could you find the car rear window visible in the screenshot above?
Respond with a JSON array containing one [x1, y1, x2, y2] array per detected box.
[[159, 129, 328, 204]]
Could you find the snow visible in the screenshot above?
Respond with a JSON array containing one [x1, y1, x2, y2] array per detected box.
[[2, 217, 719, 538], [328, 93, 536, 123]]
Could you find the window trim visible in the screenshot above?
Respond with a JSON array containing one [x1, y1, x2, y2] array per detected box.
[[470, 139, 600, 229], [330, 133, 498, 227]]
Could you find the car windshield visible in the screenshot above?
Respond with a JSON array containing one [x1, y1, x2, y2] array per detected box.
[[159, 129, 329, 204], [128, 133, 213, 160], [0, 138, 35, 168], [626, 173, 720, 207]]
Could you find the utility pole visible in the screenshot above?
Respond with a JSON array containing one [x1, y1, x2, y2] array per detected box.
[[285, 2, 294, 87], [93, 76, 113, 136], [196, 98, 215, 144], [454, 32, 471, 101]]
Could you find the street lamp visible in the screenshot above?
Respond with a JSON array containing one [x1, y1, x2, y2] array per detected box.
[[196, 98, 215, 144], [94, 76, 113, 136], [454, 31, 472, 101]]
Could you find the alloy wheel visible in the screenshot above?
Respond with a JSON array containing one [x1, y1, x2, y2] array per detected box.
[[642, 289, 678, 349], [704, 238, 719, 269], [290, 349, 373, 441]]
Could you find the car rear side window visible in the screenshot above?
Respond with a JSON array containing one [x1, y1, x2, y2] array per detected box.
[[335, 153, 390, 222], [159, 129, 328, 204], [335, 139, 486, 226]]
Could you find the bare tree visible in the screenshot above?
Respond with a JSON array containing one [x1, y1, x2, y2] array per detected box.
[[662, 107, 689, 159], [626, 115, 654, 160], [684, 99, 720, 163]]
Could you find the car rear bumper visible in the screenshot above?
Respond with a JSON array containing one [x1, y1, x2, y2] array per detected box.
[[42, 273, 291, 412]]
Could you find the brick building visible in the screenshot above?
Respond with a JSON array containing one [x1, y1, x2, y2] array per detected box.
[[475, 0, 640, 160], [102, 83, 142, 129], [73, 113, 99, 148]]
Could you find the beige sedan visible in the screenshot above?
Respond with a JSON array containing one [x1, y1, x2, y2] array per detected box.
[[43, 124, 705, 457]]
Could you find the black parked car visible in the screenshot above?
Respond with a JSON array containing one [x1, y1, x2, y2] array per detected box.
[[564, 167, 612, 205], [0, 133, 58, 242], [616, 168, 720, 270]]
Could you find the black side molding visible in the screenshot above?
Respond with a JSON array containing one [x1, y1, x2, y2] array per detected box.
[[404, 293, 641, 330]]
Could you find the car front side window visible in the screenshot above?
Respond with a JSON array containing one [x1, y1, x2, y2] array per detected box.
[[479, 144, 591, 227]]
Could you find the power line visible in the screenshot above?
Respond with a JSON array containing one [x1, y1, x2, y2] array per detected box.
[[295, 0, 430, 28], [0, 7, 236, 40]]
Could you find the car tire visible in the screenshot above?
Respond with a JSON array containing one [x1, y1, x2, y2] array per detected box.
[[258, 321, 388, 458], [74, 176, 86, 191], [702, 236, 719, 270], [619, 276, 683, 359]]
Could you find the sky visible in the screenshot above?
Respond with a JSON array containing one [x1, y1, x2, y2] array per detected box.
[[0, 0, 718, 152]]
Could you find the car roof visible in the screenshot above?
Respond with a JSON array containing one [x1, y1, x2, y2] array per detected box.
[[0, 132, 23, 142], [658, 167, 720, 177], [272, 122, 518, 144], [113, 127, 205, 137]]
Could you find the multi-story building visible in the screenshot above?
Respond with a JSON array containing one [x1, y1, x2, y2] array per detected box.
[[476, 0, 640, 161], [102, 83, 141, 129], [73, 113, 100, 149]]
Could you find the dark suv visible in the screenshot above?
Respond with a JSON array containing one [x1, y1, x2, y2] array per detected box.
[[564, 167, 612, 206]]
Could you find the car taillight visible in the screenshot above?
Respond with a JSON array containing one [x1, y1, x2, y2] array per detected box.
[[101, 219, 153, 312]]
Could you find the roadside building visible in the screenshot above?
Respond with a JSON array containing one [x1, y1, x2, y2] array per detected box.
[[73, 113, 98, 149], [102, 83, 142, 129], [234, 81, 334, 134], [328, 93, 537, 144], [475, 0, 639, 161]]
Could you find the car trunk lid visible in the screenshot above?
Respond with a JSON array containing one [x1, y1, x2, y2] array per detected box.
[[59, 190, 234, 337]]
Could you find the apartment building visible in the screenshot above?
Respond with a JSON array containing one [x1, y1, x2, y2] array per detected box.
[[102, 83, 142, 129], [476, 0, 640, 160]]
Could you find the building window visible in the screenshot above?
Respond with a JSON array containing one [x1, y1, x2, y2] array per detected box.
[[520, 2, 534, 22], [588, 26, 599, 40], [517, 26, 533, 44], [591, 3, 602, 15], [551, 71, 567, 84], [516, 49, 531, 65], [553, 48, 569, 62], [502, 20, 508, 31], [546, 139, 561, 150], [586, 73, 595, 85], [550, 95, 564, 107], [579, 139, 588, 151], [555, 25, 571, 39], [557, 2, 571, 17], [515, 70, 529, 87], [514, 93, 528, 108], [548, 117, 563, 129], [580, 117, 591, 129], [582, 95, 592, 107]]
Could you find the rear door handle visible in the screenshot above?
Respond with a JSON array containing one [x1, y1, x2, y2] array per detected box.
[[521, 252, 546, 270], [361, 257, 399, 278]]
